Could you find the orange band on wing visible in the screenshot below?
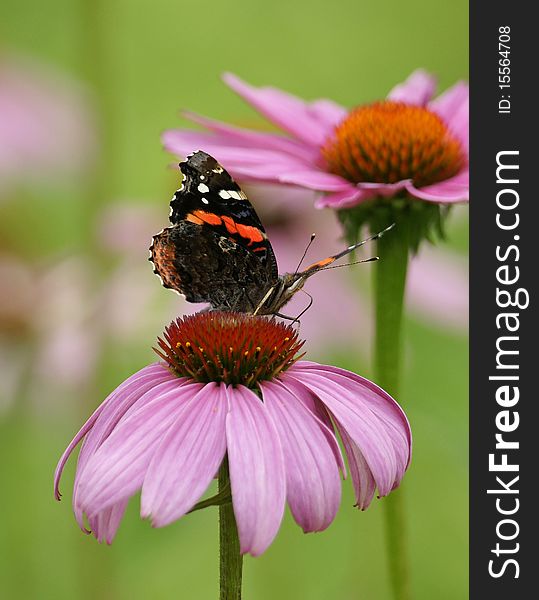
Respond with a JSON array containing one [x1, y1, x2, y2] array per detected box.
[[185, 213, 204, 225], [221, 215, 238, 234], [235, 223, 264, 244], [192, 210, 223, 226], [191, 212, 265, 245]]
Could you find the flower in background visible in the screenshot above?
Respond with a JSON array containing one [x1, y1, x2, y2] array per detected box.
[[0, 255, 100, 414], [0, 53, 96, 196], [407, 244, 468, 332], [163, 70, 468, 211], [55, 312, 411, 554], [96, 202, 190, 339]]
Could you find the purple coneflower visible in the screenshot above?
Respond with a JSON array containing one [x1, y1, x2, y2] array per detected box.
[[55, 311, 411, 556], [163, 70, 468, 210]]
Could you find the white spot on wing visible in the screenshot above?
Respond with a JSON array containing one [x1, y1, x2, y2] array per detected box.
[[202, 198, 209, 204], [198, 183, 209, 193], [228, 190, 242, 200], [219, 190, 231, 199]]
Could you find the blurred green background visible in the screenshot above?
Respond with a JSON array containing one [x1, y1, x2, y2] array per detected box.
[[1, 1, 468, 598]]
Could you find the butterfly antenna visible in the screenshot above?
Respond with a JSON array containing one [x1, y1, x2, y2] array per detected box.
[[331, 223, 395, 262], [318, 256, 379, 271], [294, 233, 316, 275]]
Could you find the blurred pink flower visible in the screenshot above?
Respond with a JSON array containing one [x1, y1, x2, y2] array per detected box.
[[0, 54, 96, 195], [55, 312, 411, 552], [0, 255, 99, 414], [0, 243, 182, 415], [407, 245, 468, 331], [33, 257, 100, 389], [163, 70, 468, 210], [97, 202, 194, 337]]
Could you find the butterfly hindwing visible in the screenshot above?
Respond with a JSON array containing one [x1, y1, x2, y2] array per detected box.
[[150, 222, 277, 311]]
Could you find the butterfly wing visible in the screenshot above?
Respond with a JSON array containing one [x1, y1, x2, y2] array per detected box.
[[150, 222, 277, 311], [150, 151, 279, 311]]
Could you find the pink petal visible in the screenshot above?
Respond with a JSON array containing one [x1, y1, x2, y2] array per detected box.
[[358, 180, 411, 194], [261, 380, 342, 532], [282, 371, 400, 496], [73, 369, 181, 530], [446, 97, 469, 152], [77, 381, 204, 518], [387, 69, 437, 106], [54, 363, 169, 501], [314, 186, 369, 209], [54, 402, 106, 501], [181, 111, 319, 162], [276, 370, 378, 508], [405, 170, 469, 203], [88, 499, 129, 544], [293, 362, 411, 473], [314, 180, 410, 210], [225, 385, 286, 556], [282, 385, 347, 478], [73, 375, 183, 503], [224, 163, 310, 183], [277, 170, 355, 192], [163, 130, 311, 167], [307, 99, 348, 130], [430, 81, 469, 154], [141, 383, 227, 527], [429, 81, 469, 123], [294, 363, 410, 439], [223, 73, 334, 147], [336, 425, 376, 510]]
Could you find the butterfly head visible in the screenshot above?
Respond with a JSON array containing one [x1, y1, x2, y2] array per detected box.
[[256, 256, 350, 315]]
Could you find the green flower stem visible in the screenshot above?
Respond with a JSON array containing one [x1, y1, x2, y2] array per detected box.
[[219, 458, 243, 600], [374, 228, 411, 600]]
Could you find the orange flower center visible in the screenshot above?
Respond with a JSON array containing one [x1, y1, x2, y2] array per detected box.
[[322, 100, 465, 188], [155, 312, 304, 388]]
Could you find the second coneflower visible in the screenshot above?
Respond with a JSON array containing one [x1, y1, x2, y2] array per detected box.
[[55, 311, 411, 596]]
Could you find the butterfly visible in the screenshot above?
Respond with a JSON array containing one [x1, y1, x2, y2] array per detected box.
[[150, 151, 390, 316]]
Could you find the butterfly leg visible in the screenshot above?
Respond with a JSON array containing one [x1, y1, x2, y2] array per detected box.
[[273, 312, 297, 321]]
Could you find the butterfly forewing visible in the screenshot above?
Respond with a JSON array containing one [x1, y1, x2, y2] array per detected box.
[[150, 151, 278, 311]]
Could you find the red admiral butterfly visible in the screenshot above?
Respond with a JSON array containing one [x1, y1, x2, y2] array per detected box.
[[150, 151, 390, 316]]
